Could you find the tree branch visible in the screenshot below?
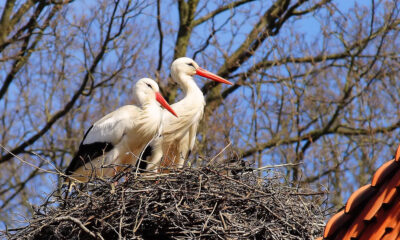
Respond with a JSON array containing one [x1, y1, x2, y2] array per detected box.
[[192, 0, 255, 26], [241, 120, 400, 159], [156, 0, 163, 76], [0, 1, 54, 100], [204, 17, 400, 109], [0, 0, 34, 46], [0, 1, 126, 163]]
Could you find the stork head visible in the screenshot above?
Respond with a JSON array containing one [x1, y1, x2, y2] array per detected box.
[[170, 57, 233, 85], [134, 78, 178, 117]]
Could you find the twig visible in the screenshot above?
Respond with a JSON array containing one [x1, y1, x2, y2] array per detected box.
[[202, 201, 218, 233], [219, 211, 227, 231], [0, 144, 61, 175], [195, 174, 203, 200], [207, 142, 232, 166], [255, 162, 303, 170], [133, 197, 144, 233], [54, 216, 105, 240]]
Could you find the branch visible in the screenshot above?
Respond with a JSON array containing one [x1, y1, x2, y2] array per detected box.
[[0, 0, 35, 46], [205, 17, 400, 108], [173, 0, 199, 59], [0, 1, 126, 163], [156, 0, 163, 75], [193, 10, 234, 60], [201, 0, 311, 103], [0, 166, 42, 209], [241, 120, 400, 159], [53, 216, 104, 240], [0, 1, 51, 100], [292, 0, 331, 16], [192, 0, 255, 26], [164, 0, 200, 101]]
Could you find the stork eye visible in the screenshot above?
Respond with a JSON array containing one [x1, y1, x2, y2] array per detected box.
[[146, 83, 153, 89], [186, 62, 195, 68]]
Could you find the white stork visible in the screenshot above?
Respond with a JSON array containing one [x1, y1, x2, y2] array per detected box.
[[143, 57, 232, 172], [65, 78, 177, 182]]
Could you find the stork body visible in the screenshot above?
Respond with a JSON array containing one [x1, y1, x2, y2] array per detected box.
[[145, 58, 232, 171], [65, 78, 177, 182]]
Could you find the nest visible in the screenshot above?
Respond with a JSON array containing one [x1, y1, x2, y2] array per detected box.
[[5, 165, 326, 239]]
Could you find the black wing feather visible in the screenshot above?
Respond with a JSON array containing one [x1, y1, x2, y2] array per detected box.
[[136, 145, 152, 172], [65, 125, 114, 175]]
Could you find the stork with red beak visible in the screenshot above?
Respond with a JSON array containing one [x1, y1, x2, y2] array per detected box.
[[143, 57, 232, 171], [65, 78, 177, 182]]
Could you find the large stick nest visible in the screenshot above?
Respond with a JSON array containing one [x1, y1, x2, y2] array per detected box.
[[6, 165, 326, 239]]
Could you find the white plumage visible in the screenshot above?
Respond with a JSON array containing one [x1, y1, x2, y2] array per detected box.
[[65, 78, 177, 181], [145, 57, 232, 171]]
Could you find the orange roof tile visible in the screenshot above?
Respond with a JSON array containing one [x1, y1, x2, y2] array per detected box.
[[320, 144, 400, 240]]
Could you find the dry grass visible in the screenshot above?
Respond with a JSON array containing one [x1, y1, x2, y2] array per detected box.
[[4, 164, 326, 239]]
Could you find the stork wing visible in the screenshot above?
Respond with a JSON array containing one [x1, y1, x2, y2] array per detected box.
[[178, 119, 199, 165], [173, 109, 202, 167], [187, 120, 200, 157], [65, 105, 137, 175]]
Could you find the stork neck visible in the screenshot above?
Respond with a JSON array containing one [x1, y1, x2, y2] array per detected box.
[[176, 74, 202, 95]]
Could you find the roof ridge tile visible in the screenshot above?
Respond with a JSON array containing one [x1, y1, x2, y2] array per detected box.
[[320, 144, 400, 240]]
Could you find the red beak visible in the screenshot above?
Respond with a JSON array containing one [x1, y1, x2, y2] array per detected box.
[[155, 92, 178, 117], [196, 67, 233, 85]]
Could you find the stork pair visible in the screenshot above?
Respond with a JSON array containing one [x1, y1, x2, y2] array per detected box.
[[65, 58, 232, 182]]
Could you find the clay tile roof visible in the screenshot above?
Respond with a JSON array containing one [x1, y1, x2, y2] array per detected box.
[[320, 144, 400, 240]]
